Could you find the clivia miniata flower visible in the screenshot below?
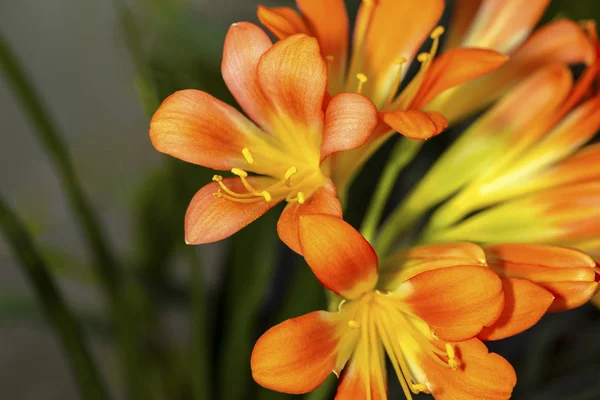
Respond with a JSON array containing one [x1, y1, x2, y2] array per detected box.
[[257, 0, 508, 189], [251, 215, 597, 399], [149, 22, 378, 252]]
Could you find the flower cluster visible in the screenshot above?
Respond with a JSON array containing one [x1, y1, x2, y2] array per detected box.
[[148, 0, 600, 399]]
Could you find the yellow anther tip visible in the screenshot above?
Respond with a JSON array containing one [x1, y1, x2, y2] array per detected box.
[[262, 191, 272, 202], [449, 359, 459, 371], [394, 56, 408, 65], [297, 192, 305, 204], [284, 166, 297, 180], [431, 26, 445, 39], [241, 148, 254, 164], [417, 53, 429, 63], [356, 73, 368, 83], [212, 175, 223, 182], [413, 384, 428, 393], [231, 168, 248, 178], [445, 343, 456, 358]]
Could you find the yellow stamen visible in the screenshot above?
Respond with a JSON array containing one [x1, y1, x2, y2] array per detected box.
[[231, 168, 248, 178], [284, 166, 297, 187], [212, 175, 223, 182], [242, 148, 254, 164], [412, 384, 428, 393], [384, 57, 408, 107], [297, 192, 305, 204], [430, 25, 445, 39], [338, 299, 347, 311], [262, 191, 272, 202], [446, 343, 459, 370], [356, 73, 368, 93]]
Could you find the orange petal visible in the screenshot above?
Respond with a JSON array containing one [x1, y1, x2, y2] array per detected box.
[[422, 338, 516, 400], [184, 177, 276, 244], [277, 184, 342, 254], [149, 90, 261, 170], [484, 244, 599, 311], [361, 0, 444, 102], [257, 6, 310, 39], [460, 0, 550, 53], [410, 48, 509, 109], [381, 110, 448, 139], [222, 22, 274, 132], [395, 265, 504, 341], [544, 143, 600, 189], [429, 19, 593, 124], [251, 311, 342, 394], [334, 342, 387, 400], [478, 278, 554, 341], [540, 281, 600, 312], [296, 0, 349, 91], [380, 242, 487, 290], [321, 93, 378, 160], [257, 34, 326, 131], [299, 215, 378, 300]]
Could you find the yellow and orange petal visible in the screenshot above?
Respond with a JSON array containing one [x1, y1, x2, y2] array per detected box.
[[394, 265, 504, 342], [256, 6, 310, 39], [478, 278, 554, 341], [421, 338, 516, 400], [149, 90, 262, 170], [277, 184, 342, 254], [184, 177, 276, 245], [251, 311, 346, 394], [484, 244, 600, 311], [299, 215, 378, 300]]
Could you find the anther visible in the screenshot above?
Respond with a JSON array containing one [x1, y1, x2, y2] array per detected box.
[[262, 191, 272, 202], [284, 166, 297, 180], [212, 175, 223, 182], [412, 384, 428, 393], [430, 26, 445, 39], [297, 192, 305, 204], [231, 168, 248, 178], [348, 320, 361, 329], [242, 148, 254, 164], [417, 53, 429, 63], [446, 343, 459, 370], [356, 73, 368, 93]]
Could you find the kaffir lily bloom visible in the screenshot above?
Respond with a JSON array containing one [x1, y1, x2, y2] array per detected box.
[[257, 0, 508, 190], [251, 216, 596, 399], [385, 21, 600, 250], [429, 1, 597, 124], [149, 22, 378, 252]]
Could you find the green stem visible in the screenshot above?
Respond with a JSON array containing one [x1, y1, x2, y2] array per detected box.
[[0, 198, 110, 400], [305, 376, 337, 400], [374, 194, 429, 257], [0, 31, 150, 400], [360, 138, 422, 243]]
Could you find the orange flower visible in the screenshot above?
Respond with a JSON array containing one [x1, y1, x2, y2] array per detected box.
[[251, 216, 571, 400], [257, 0, 508, 189], [389, 23, 600, 253], [149, 23, 378, 252], [431, 1, 597, 124]]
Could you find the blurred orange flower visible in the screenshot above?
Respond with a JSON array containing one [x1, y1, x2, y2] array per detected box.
[[251, 216, 595, 399], [258, 0, 508, 189], [149, 23, 378, 252]]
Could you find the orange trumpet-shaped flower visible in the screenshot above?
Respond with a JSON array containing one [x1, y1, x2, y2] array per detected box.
[[431, 0, 597, 124], [251, 216, 574, 400], [257, 0, 508, 190], [149, 23, 378, 252], [483, 244, 600, 313]]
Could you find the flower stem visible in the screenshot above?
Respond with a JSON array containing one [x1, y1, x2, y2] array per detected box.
[[0, 198, 110, 400], [361, 138, 422, 243]]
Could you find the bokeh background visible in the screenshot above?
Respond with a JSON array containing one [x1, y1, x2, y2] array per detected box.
[[0, 0, 599, 399]]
